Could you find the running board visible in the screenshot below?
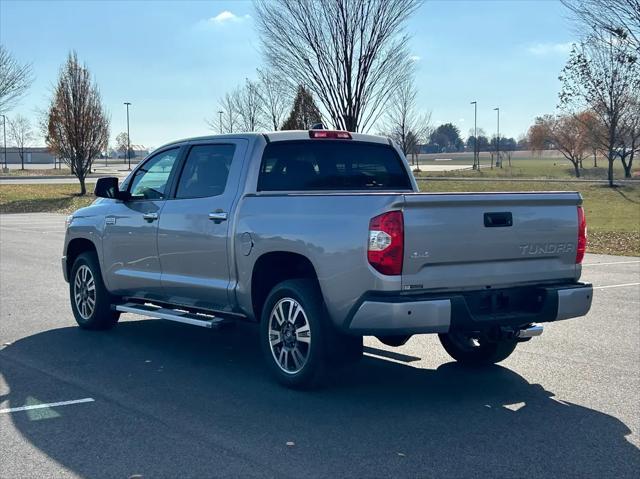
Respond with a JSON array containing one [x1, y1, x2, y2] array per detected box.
[[115, 303, 229, 329]]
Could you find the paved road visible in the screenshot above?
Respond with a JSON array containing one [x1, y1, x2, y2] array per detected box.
[[1, 213, 639, 478]]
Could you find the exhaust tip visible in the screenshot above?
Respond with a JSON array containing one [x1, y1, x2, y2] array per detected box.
[[516, 324, 544, 339]]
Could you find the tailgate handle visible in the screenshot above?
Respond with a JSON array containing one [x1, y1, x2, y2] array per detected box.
[[484, 212, 512, 227]]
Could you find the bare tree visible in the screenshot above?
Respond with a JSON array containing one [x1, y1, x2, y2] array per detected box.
[[580, 109, 605, 167], [381, 74, 431, 159], [45, 52, 109, 195], [0, 45, 34, 114], [405, 130, 421, 168], [257, 68, 290, 130], [618, 97, 640, 177], [8, 114, 34, 170], [547, 113, 592, 177], [254, 0, 422, 132], [115, 131, 129, 159], [233, 79, 265, 132], [559, 34, 640, 186], [561, 0, 640, 51], [207, 92, 239, 134]]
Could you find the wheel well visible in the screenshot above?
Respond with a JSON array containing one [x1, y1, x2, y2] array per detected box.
[[251, 252, 319, 321], [66, 238, 97, 279]]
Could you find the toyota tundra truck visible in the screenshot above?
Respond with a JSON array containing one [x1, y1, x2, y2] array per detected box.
[[62, 130, 592, 388]]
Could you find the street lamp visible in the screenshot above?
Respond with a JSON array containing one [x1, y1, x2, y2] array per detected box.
[[493, 107, 500, 168], [470, 101, 477, 170], [218, 110, 223, 134], [124, 102, 132, 170], [1, 114, 6, 171]]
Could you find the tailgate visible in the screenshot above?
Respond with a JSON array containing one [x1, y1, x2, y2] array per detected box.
[[401, 192, 582, 291]]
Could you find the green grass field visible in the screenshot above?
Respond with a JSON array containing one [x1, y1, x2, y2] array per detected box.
[[1, 180, 638, 256], [415, 157, 638, 180]]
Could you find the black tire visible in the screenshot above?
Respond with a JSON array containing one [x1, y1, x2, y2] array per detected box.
[[260, 279, 360, 389], [438, 332, 517, 365], [69, 252, 120, 330]]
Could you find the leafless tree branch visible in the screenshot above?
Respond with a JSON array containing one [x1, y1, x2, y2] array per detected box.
[[254, 0, 422, 132], [0, 45, 34, 114]]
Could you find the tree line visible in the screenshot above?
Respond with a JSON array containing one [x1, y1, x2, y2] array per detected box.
[[535, 0, 640, 185]]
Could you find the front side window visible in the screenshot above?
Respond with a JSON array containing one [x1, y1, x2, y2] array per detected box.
[[129, 148, 179, 200], [257, 140, 411, 191], [175, 144, 236, 199]]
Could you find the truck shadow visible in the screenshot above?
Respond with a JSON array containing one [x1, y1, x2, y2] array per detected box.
[[2, 318, 639, 478]]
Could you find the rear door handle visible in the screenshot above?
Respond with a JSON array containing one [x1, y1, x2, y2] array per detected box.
[[208, 211, 228, 222], [143, 212, 159, 222]]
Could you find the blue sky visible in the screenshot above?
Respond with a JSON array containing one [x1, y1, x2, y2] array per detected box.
[[1, 0, 575, 148]]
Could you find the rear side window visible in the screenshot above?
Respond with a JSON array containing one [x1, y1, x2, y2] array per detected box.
[[175, 144, 236, 199], [257, 140, 411, 191]]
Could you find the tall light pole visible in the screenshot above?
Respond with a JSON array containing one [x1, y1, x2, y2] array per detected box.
[[218, 110, 223, 134], [1, 114, 6, 171], [493, 107, 500, 168], [124, 102, 132, 170], [470, 101, 477, 170]]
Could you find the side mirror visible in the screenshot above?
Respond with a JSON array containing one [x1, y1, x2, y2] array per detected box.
[[94, 177, 127, 200]]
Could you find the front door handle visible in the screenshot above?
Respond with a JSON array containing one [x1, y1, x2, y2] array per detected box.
[[208, 211, 228, 222], [143, 212, 159, 222]]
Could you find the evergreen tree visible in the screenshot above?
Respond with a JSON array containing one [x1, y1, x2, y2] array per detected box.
[[281, 85, 322, 130]]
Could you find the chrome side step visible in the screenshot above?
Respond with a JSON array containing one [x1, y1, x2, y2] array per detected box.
[[115, 303, 229, 329], [516, 324, 544, 339]]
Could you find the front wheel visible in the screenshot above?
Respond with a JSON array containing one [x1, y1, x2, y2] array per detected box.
[[438, 332, 517, 365], [69, 252, 120, 330]]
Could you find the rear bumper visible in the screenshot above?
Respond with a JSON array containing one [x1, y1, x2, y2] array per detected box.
[[346, 282, 592, 335]]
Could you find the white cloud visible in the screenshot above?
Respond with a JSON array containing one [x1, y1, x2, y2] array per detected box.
[[527, 42, 573, 56], [209, 10, 250, 24]]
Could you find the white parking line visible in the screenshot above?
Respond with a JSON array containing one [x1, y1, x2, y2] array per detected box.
[[583, 260, 640, 266], [593, 282, 640, 290], [0, 397, 95, 414]]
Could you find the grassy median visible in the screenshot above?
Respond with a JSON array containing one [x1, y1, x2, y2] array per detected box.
[[414, 158, 638, 180], [1, 181, 638, 256], [0, 184, 95, 215]]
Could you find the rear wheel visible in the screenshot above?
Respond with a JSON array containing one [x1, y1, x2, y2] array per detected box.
[[70, 252, 120, 330], [438, 332, 517, 365], [260, 279, 361, 389]]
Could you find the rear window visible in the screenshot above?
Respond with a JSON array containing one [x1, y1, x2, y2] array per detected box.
[[257, 140, 412, 191]]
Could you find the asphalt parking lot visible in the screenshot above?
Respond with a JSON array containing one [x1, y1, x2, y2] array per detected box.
[[1, 213, 639, 478]]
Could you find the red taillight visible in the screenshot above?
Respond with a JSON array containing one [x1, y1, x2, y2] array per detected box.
[[576, 206, 587, 264], [368, 211, 404, 275], [308, 130, 352, 139]]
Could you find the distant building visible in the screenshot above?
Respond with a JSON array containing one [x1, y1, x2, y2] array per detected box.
[[110, 144, 150, 159], [2, 147, 56, 165]]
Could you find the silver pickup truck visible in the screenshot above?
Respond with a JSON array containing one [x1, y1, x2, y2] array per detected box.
[[63, 130, 592, 388]]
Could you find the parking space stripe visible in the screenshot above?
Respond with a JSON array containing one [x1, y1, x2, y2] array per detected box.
[[583, 260, 640, 266], [593, 282, 640, 290], [0, 397, 94, 414]]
